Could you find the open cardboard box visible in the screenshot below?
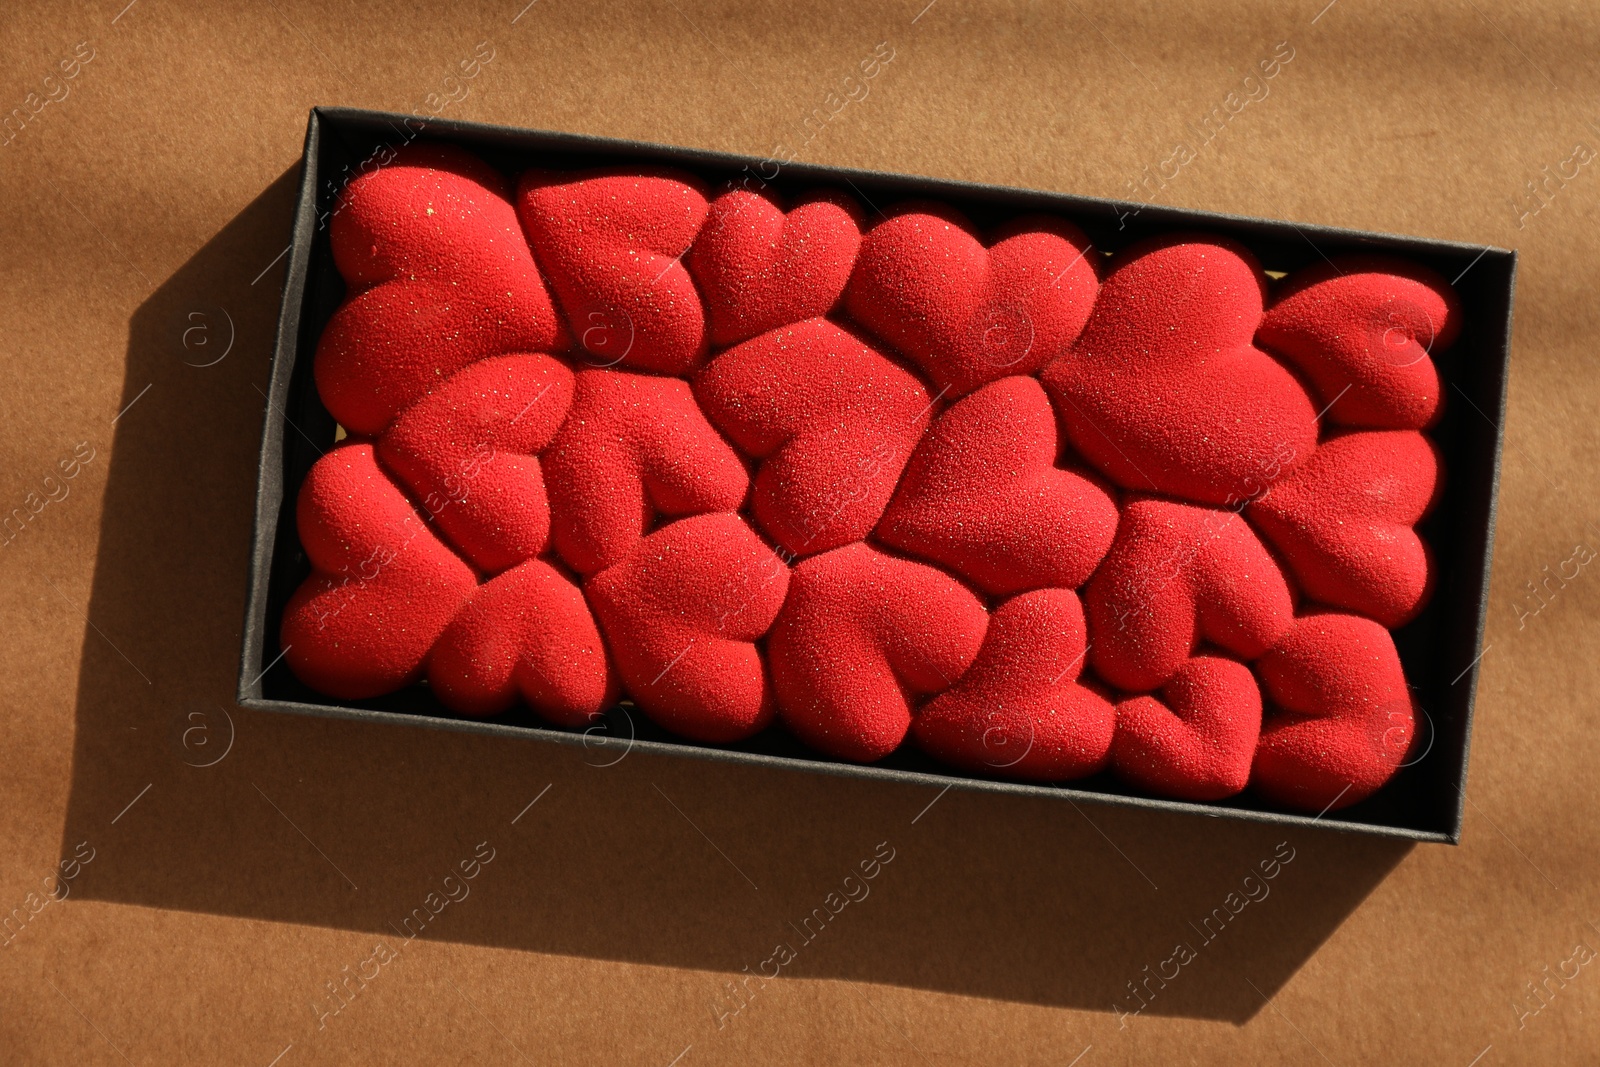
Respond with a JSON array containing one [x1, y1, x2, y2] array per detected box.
[[238, 106, 1514, 844]]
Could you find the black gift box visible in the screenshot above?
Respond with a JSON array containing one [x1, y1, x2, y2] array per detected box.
[[239, 106, 1513, 843]]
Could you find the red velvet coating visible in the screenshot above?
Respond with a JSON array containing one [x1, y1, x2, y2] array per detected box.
[[377, 353, 573, 574], [543, 369, 749, 576], [1251, 612, 1417, 812], [1041, 234, 1318, 506], [517, 167, 710, 374], [694, 318, 931, 557], [878, 375, 1118, 596], [1086, 496, 1295, 692], [1246, 430, 1440, 628], [316, 143, 565, 435], [429, 558, 616, 725], [844, 204, 1099, 397], [913, 588, 1115, 781], [281, 444, 477, 700], [688, 187, 862, 346], [1111, 656, 1262, 801], [768, 542, 989, 762], [585, 513, 790, 743], [1258, 255, 1461, 430]]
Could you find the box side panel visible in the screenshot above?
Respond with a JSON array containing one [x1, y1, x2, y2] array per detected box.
[[1433, 250, 1516, 841], [238, 110, 321, 704]]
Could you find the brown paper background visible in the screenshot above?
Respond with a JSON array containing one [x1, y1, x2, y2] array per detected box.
[[2, 0, 1596, 1063]]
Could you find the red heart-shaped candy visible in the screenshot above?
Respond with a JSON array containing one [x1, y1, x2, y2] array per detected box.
[[281, 444, 477, 699], [1251, 612, 1417, 812], [1042, 235, 1318, 506], [688, 187, 862, 347], [768, 542, 989, 762], [1246, 430, 1440, 628], [428, 558, 616, 725], [517, 168, 709, 374], [1111, 656, 1263, 801], [377, 353, 573, 575], [543, 369, 750, 576], [586, 513, 790, 743], [694, 318, 931, 558], [1086, 496, 1295, 692], [844, 204, 1099, 397], [316, 144, 566, 435], [877, 375, 1118, 596], [913, 588, 1115, 781], [1257, 255, 1461, 430]]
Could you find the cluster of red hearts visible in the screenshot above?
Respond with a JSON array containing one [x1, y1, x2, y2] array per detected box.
[[282, 142, 1461, 816]]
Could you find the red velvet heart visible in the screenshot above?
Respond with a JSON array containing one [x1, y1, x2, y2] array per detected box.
[[543, 369, 750, 576], [1245, 430, 1440, 628], [1258, 255, 1461, 430], [877, 375, 1118, 596], [688, 187, 863, 347], [281, 444, 477, 700], [913, 588, 1115, 781], [1251, 612, 1417, 812], [428, 558, 617, 726], [844, 204, 1099, 397], [768, 542, 989, 762], [1085, 496, 1295, 692], [694, 318, 931, 557], [585, 513, 790, 743], [1111, 656, 1263, 801], [1041, 234, 1319, 506], [316, 143, 566, 435], [377, 353, 573, 575], [517, 167, 709, 374]]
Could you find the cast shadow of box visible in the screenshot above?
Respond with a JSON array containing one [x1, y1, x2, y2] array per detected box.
[[56, 165, 1410, 1025]]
